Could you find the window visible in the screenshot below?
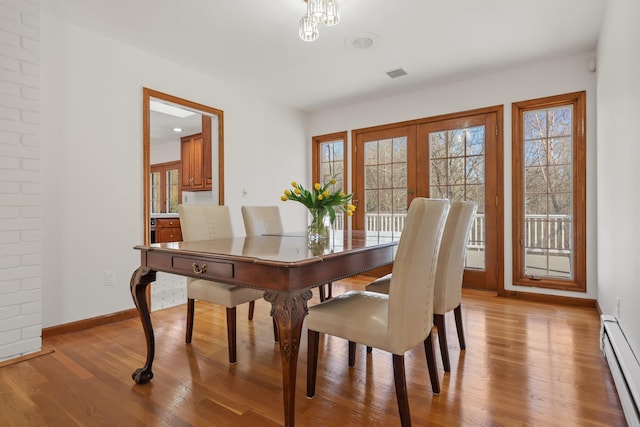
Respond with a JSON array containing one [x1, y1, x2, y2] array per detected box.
[[150, 161, 181, 214], [512, 91, 586, 291], [312, 131, 348, 229]]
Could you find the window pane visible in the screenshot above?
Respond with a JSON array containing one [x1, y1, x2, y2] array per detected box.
[[362, 137, 407, 237], [151, 171, 161, 214], [167, 169, 179, 213], [429, 126, 486, 270], [522, 104, 575, 281]]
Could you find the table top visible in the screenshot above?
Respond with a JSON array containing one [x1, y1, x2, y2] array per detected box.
[[135, 230, 399, 267]]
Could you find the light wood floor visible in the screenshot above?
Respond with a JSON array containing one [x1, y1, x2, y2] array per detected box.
[[0, 277, 626, 426]]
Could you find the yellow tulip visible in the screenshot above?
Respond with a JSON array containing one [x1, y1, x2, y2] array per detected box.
[[339, 192, 345, 197], [346, 210, 353, 216], [331, 179, 336, 185], [314, 183, 321, 190], [284, 189, 291, 196], [323, 190, 329, 197], [280, 195, 288, 201], [291, 181, 297, 187], [317, 194, 323, 200], [348, 204, 356, 211], [294, 188, 301, 195]]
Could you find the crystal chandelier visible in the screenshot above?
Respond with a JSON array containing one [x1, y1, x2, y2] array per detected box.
[[299, 0, 341, 42]]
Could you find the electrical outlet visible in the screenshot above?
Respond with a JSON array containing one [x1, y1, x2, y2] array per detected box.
[[104, 271, 115, 287], [616, 297, 621, 319]]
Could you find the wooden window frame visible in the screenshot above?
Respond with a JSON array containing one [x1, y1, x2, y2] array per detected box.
[[312, 131, 348, 188], [150, 160, 181, 214], [512, 91, 586, 292]]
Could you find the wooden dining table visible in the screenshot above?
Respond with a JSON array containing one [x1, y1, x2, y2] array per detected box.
[[129, 230, 398, 426]]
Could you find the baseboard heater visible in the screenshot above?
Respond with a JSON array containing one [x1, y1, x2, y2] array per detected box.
[[601, 315, 640, 427]]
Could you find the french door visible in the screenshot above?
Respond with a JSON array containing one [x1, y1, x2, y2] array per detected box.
[[353, 107, 503, 291]]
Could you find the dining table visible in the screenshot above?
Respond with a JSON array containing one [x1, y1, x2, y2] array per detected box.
[[129, 230, 399, 426]]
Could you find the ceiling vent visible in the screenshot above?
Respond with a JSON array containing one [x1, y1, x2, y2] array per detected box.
[[386, 68, 408, 79]]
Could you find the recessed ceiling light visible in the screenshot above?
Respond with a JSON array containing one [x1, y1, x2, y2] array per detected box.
[[173, 127, 183, 133], [344, 33, 379, 52]]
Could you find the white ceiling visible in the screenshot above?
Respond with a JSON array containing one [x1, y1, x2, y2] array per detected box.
[[43, 0, 606, 113]]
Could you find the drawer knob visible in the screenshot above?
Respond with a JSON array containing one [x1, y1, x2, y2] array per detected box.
[[192, 262, 208, 274]]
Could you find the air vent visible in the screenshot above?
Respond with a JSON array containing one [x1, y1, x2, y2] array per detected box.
[[386, 68, 407, 79]]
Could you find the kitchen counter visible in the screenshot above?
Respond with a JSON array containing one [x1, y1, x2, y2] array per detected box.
[[151, 213, 180, 218]]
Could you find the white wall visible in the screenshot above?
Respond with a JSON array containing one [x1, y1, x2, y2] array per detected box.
[[596, 0, 640, 360], [309, 52, 599, 299], [0, 0, 41, 362], [40, 10, 308, 328]]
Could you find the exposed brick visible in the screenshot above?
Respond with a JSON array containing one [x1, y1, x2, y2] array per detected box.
[[20, 276, 40, 290], [0, 104, 19, 121], [19, 182, 38, 194], [0, 312, 39, 331], [20, 11, 39, 29], [20, 157, 37, 170], [0, 129, 19, 144], [0, 337, 41, 361], [0, 80, 19, 96], [0, 181, 18, 193], [0, 279, 20, 294], [0, 287, 40, 306], [20, 252, 40, 266], [20, 85, 37, 100], [21, 324, 41, 339], [0, 4, 21, 22], [0, 305, 19, 320], [0, 255, 20, 268], [20, 109, 37, 124], [0, 54, 20, 71], [20, 300, 40, 315], [0, 206, 19, 218], [0, 230, 19, 243], [19, 229, 39, 242], [0, 329, 20, 346]]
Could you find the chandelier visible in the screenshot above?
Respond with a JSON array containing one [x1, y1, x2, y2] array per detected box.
[[299, 0, 341, 42]]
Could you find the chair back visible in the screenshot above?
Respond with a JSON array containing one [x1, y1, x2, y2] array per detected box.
[[433, 201, 477, 315], [241, 206, 284, 236], [387, 198, 449, 354], [178, 205, 233, 241]]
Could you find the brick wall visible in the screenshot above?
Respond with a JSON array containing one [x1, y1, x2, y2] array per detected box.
[[0, 0, 41, 362]]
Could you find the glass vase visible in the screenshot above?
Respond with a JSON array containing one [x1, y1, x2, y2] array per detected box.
[[308, 208, 331, 243]]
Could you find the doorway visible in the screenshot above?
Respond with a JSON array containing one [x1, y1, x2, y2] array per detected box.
[[352, 106, 503, 291]]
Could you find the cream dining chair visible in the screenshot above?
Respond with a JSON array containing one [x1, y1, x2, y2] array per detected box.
[[241, 205, 333, 302], [306, 198, 450, 426], [366, 200, 477, 372], [178, 204, 265, 364]]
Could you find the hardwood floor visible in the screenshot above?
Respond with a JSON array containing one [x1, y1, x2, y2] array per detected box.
[[0, 277, 625, 426]]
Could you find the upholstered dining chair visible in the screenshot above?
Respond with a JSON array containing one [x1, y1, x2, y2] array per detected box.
[[366, 200, 477, 372], [241, 205, 333, 302], [306, 198, 450, 426], [178, 204, 265, 364]]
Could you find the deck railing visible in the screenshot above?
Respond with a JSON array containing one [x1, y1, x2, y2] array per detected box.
[[335, 212, 572, 253]]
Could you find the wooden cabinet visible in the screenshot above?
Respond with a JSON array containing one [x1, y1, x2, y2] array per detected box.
[[181, 131, 212, 191], [155, 217, 182, 243]]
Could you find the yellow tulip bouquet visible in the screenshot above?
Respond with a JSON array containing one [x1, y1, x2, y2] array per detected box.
[[281, 179, 356, 239]]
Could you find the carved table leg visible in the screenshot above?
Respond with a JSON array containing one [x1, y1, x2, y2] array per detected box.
[[264, 289, 313, 427], [129, 266, 157, 384]]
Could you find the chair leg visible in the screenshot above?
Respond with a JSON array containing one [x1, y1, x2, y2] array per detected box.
[[307, 330, 320, 398], [319, 285, 326, 302], [327, 282, 333, 299], [248, 301, 255, 320], [272, 317, 280, 342], [424, 331, 440, 394], [454, 304, 466, 350], [392, 354, 412, 427], [226, 307, 237, 364], [185, 298, 195, 343], [366, 346, 372, 354], [434, 314, 450, 372], [348, 341, 356, 367]]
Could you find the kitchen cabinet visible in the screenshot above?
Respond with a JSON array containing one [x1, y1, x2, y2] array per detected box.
[[181, 132, 212, 191], [155, 217, 182, 243]]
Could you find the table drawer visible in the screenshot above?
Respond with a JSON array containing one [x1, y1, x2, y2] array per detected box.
[[172, 256, 234, 279]]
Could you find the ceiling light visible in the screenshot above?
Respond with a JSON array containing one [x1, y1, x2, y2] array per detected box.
[[299, 0, 340, 42], [173, 128, 183, 133]]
